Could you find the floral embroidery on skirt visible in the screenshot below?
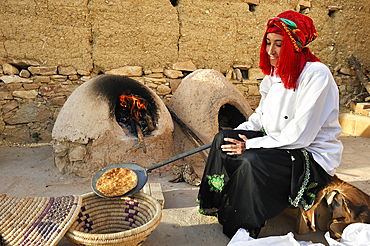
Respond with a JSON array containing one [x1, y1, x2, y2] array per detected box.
[[207, 174, 225, 193]]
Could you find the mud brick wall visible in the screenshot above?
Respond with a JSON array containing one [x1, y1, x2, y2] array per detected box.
[[1, 0, 369, 144]]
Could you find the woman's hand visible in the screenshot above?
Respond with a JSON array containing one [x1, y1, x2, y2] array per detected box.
[[221, 134, 248, 155]]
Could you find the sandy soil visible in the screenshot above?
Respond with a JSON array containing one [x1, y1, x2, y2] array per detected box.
[[1, 133, 369, 245]]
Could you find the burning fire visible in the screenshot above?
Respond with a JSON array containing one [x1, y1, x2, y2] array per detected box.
[[116, 93, 155, 153], [119, 94, 147, 123]]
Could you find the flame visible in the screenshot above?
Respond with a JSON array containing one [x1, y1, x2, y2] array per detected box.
[[119, 94, 147, 123]]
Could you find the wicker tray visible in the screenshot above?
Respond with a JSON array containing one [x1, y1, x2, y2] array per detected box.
[[0, 194, 82, 246], [65, 191, 162, 246]]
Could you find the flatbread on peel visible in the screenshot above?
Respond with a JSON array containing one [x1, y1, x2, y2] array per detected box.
[[96, 167, 138, 197]]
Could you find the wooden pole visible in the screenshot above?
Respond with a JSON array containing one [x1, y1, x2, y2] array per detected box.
[[133, 121, 146, 153], [348, 54, 370, 95], [167, 106, 209, 162]]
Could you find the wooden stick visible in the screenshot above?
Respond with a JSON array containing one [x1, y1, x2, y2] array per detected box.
[[345, 91, 368, 107], [167, 106, 206, 145], [180, 123, 208, 162], [142, 110, 155, 131], [348, 54, 370, 95], [133, 121, 146, 153], [167, 106, 209, 161]]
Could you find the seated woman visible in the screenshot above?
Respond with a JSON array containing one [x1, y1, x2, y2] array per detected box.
[[197, 10, 343, 239]]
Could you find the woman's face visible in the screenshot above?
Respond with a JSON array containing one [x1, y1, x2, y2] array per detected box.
[[265, 33, 283, 67]]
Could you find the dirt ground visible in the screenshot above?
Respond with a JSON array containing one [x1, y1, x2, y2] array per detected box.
[[0, 133, 369, 245]]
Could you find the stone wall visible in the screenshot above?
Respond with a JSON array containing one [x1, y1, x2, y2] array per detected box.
[[1, 0, 369, 144]]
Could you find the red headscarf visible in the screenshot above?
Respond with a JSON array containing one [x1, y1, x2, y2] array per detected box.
[[259, 11, 321, 89]]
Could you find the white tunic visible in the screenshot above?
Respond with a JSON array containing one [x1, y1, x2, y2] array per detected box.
[[236, 62, 343, 176]]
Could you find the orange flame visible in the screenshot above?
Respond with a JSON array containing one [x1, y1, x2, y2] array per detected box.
[[119, 94, 147, 123]]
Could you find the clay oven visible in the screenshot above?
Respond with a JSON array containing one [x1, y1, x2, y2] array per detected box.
[[169, 69, 253, 174], [52, 70, 254, 178], [52, 74, 175, 177]]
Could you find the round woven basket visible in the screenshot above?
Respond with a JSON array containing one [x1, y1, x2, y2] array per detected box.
[[65, 191, 162, 246]]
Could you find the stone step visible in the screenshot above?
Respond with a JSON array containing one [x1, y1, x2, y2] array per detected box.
[[142, 183, 165, 209], [355, 102, 370, 116], [339, 112, 370, 138]]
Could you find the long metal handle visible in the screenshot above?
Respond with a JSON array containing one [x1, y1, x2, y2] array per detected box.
[[145, 143, 212, 172]]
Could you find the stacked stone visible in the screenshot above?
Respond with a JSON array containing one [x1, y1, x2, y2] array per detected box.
[[225, 64, 265, 110], [0, 57, 359, 145], [225, 63, 360, 109], [331, 64, 363, 105], [0, 59, 90, 144], [104, 60, 198, 105], [0, 59, 202, 144]]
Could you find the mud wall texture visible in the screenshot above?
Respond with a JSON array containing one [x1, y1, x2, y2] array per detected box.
[[1, 0, 370, 144], [2, 0, 369, 71]]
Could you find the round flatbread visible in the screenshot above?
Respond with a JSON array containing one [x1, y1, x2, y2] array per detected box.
[[96, 167, 138, 197]]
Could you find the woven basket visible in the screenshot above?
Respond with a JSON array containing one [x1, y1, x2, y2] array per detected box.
[[0, 194, 81, 246], [65, 191, 162, 246]]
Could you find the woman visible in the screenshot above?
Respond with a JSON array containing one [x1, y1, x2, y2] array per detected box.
[[197, 10, 343, 239]]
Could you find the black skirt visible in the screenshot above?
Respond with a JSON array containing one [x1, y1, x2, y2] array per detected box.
[[197, 129, 332, 238]]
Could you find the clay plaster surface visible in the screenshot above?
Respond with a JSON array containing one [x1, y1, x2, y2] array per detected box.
[[1, 1, 369, 73]]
